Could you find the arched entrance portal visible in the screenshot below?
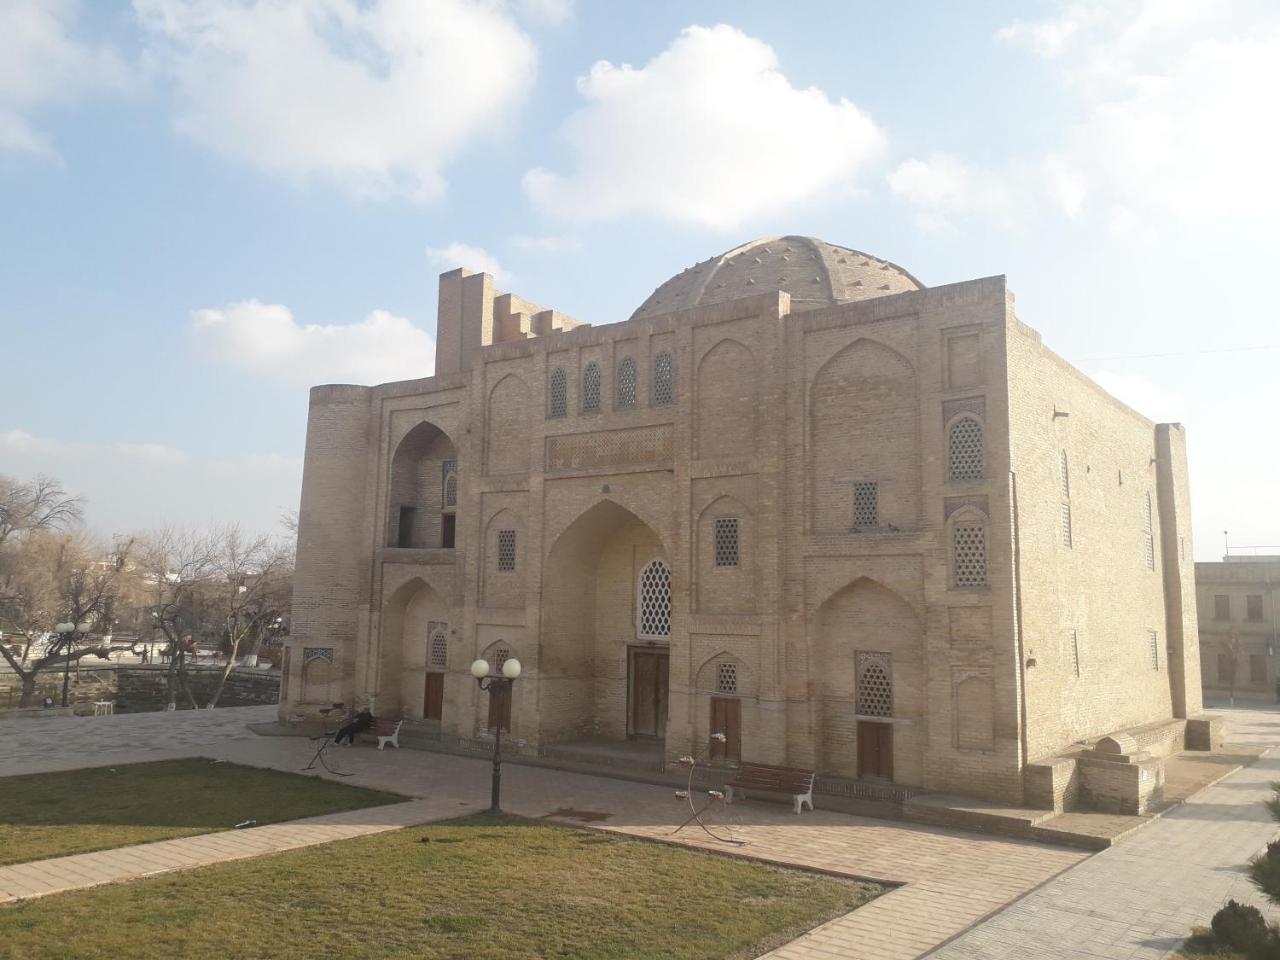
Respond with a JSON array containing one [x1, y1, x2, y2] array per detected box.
[[378, 578, 451, 720], [540, 501, 672, 745]]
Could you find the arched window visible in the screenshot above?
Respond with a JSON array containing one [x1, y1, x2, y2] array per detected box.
[[652, 351, 674, 405], [857, 652, 892, 717], [637, 559, 672, 639], [548, 367, 568, 419], [582, 362, 602, 413], [952, 517, 987, 587], [716, 661, 737, 695], [617, 356, 638, 408], [948, 417, 983, 481], [442, 460, 457, 510], [493, 646, 511, 671], [428, 622, 448, 669]]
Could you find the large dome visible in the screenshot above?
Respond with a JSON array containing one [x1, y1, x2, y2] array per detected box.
[[630, 236, 923, 322]]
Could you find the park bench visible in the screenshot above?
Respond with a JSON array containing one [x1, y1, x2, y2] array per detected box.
[[372, 718, 403, 750], [723, 762, 815, 815]]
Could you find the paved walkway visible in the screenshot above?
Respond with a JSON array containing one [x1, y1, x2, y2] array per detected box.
[[3, 704, 1278, 960], [929, 704, 1280, 960], [0, 798, 446, 904]]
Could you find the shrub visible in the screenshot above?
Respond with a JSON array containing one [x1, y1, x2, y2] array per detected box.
[[1212, 900, 1269, 953]]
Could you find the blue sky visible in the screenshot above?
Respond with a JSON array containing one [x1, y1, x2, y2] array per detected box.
[[2, 0, 1277, 560]]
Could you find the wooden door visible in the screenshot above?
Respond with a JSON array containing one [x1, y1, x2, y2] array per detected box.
[[423, 671, 444, 722], [857, 721, 893, 780], [709, 697, 741, 763], [486, 682, 512, 732], [629, 649, 669, 738]]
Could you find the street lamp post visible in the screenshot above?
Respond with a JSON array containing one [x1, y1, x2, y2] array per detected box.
[[471, 656, 522, 813], [53, 621, 91, 707]]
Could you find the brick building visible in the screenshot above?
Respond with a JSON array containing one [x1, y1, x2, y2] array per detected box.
[[281, 235, 1208, 806], [1197, 557, 1280, 701]]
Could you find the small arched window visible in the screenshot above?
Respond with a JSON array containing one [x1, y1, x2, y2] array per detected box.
[[548, 367, 568, 419], [617, 356, 638, 408], [652, 351, 674, 405], [948, 417, 983, 481], [637, 559, 672, 638], [428, 622, 448, 669], [582, 362, 602, 413], [857, 652, 892, 717], [952, 517, 987, 587]]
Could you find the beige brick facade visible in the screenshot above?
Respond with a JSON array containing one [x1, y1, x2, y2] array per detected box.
[[1197, 557, 1280, 700], [282, 235, 1205, 805]]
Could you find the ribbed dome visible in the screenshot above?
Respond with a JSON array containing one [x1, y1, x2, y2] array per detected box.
[[630, 236, 922, 322]]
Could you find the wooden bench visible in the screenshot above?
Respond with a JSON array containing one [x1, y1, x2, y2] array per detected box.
[[372, 718, 403, 750], [723, 762, 815, 814]]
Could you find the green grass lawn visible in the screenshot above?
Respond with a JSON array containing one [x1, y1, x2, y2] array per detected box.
[[0, 759, 406, 866], [0, 814, 883, 960]]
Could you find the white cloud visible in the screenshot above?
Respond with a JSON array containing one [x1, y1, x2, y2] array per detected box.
[[518, 0, 572, 25], [894, 1, 1280, 226], [1090, 371, 1188, 422], [0, 0, 132, 158], [524, 24, 887, 230], [427, 243, 511, 284], [190, 300, 436, 385], [134, 0, 538, 201], [2, 428, 302, 537]]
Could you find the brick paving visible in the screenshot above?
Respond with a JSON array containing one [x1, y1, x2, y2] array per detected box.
[[3, 704, 1277, 960], [928, 704, 1280, 960]]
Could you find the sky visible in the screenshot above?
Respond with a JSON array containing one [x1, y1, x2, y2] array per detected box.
[[1, 0, 1278, 560]]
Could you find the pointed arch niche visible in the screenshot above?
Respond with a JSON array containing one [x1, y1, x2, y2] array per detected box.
[[695, 339, 758, 460], [379, 577, 451, 718], [386, 420, 457, 549], [540, 500, 671, 744], [487, 374, 531, 475], [809, 339, 920, 533], [812, 577, 925, 785], [695, 494, 756, 614]]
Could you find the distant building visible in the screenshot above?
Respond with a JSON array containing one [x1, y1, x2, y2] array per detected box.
[[283, 235, 1210, 810], [1197, 557, 1280, 700]]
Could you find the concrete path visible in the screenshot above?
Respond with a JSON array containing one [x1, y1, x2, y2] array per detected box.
[[0, 704, 277, 775], [928, 704, 1280, 960], [0, 798, 447, 904]]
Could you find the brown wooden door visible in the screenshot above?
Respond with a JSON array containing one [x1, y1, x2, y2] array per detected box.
[[710, 697, 741, 763], [486, 682, 512, 732], [857, 721, 893, 780], [629, 649, 669, 738], [423, 671, 444, 721]]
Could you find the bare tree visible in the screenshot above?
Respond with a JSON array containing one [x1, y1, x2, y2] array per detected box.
[[204, 526, 293, 709], [0, 474, 85, 548], [0, 530, 136, 706], [137, 528, 218, 711]]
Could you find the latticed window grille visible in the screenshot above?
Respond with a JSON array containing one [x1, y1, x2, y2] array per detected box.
[[856, 652, 893, 717], [493, 646, 510, 671], [1144, 493, 1155, 570], [637, 559, 672, 638], [496, 529, 517, 572], [953, 523, 987, 587], [948, 417, 984, 481], [1148, 630, 1160, 670], [582, 362, 602, 413], [428, 622, 448, 669], [442, 460, 457, 509], [713, 517, 739, 567], [1070, 630, 1080, 678], [617, 356, 638, 408], [548, 367, 568, 418], [853, 481, 879, 528], [652, 351, 674, 405], [716, 661, 738, 695], [1059, 450, 1071, 499], [1061, 502, 1073, 548]]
